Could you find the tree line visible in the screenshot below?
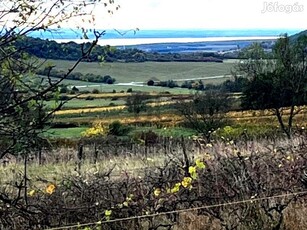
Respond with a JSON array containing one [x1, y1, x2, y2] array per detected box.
[[147, 76, 248, 92], [37, 67, 116, 84], [15, 36, 224, 63]]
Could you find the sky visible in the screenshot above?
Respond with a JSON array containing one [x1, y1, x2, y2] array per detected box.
[[88, 0, 306, 30]]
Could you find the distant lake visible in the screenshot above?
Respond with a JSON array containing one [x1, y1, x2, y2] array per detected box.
[[29, 28, 300, 53], [30, 28, 300, 42], [53, 36, 278, 46]]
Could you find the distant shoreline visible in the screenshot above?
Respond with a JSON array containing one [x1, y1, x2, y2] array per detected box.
[[53, 36, 278, 46]]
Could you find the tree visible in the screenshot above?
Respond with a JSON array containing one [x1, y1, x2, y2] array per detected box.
[[236, 35, 307, 138], [177, 90, 230, 140], [126, 93, 149, 117], [147, 79, 155, 86], [0, 0, 118, 160]]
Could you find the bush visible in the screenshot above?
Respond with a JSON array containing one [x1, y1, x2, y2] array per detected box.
[[147, 79, 155, 86], [133, 130, 159, 145], [167, 80, 178, 88], [106, 78, 114, 84], [59, 95, 69, 100], [50, 122, 79, 128], [80, 90, 91, 94], [81, 122, 106, 137], [107, 121, 131, 136], [71, 86, 79, 93], [59, 86, 68, 93], [127, 88, 133, 93], [176, 91, 231, 140], [92, 88, 100, 94], [85, 96, 94, 100]]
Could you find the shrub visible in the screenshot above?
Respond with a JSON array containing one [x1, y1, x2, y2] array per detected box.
[[133, 130, 159, 145], [81, 90, 91, 94], [92, 88, 100, 94], [81, 122, 106, 137], [127, 88, 133, 93], [107, 121, 131, 136], [147, 79, 155, 86], [71, 86, 79, 93], [59, 95, 69, 100], [106, 78, 115, 84], [59, 86, 68, 93], [85, 96, 94, 100]]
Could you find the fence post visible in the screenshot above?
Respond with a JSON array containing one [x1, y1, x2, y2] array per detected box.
[[77, 144, 83, 173], [37, 147, 42, 165], [163, 137, 168, 155], [93, 143, 98, 164], [181, 136, 190, 177]]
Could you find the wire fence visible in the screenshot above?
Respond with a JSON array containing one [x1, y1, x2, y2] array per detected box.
[[47, 189, 307, 230]]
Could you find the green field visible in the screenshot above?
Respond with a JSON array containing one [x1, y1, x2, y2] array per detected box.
[[46, 127, 88, 138], [46, 126, 199, 139], [44, 60, 235, 83], [45, 98, 126, 109], [43, 59, 239, 135], [72, 84, 196, 94]]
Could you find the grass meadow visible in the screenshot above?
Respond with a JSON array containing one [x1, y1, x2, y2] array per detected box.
[[45, 60, 234, 83], [45, 98, 126, 109]]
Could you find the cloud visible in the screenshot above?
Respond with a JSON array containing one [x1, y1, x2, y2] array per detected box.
[[81, 0, 307, 30]]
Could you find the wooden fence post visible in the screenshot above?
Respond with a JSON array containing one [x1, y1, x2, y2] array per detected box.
[[181, 136, 190, 177], [38, 147, 42, 165], [93, 143, 98, 164], [77, 144, 83, 173]]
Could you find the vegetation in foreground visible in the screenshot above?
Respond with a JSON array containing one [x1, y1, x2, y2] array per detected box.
[[1, 134, 307, 229]]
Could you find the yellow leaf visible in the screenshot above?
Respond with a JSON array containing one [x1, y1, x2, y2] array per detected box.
[[171, 186, 180, 193], [154, 188, 161, 197], [181, 177, 192, 188], [195, 159, 206, 169], [105, 210, 112, 216], [190, 172, 198, 180], [45, 184, 56, 195], [123, 201, 129, 207], [170, 182, 181, 193], [28, 189, 35, 196], [188, 166, 196, 174]]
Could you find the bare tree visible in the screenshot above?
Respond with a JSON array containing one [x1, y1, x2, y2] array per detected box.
[[0, 0, 119, 159], [126, 92, 149, 118], [177, 90, 231, 140]]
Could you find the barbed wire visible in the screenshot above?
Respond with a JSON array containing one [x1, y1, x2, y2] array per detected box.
[[47, 189, 307, 230]]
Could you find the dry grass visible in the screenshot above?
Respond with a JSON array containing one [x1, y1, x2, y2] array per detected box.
[[284, 201, 307, 229], [54, 101, 175, 115], [1, 135, 305, 185], [1, 134, 307, 229]]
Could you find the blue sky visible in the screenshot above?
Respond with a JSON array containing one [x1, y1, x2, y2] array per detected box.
[[82, 0, 306, 30]]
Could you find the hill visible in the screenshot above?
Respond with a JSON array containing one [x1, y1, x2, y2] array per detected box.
[[14, 36, 224, 63], [289, 29, 307, 41]]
